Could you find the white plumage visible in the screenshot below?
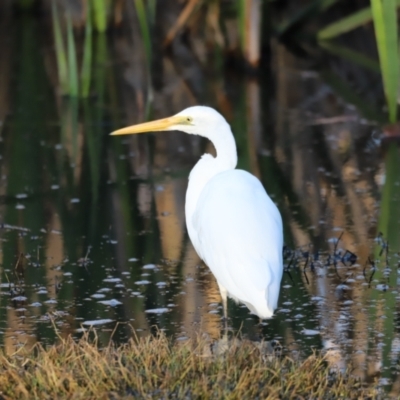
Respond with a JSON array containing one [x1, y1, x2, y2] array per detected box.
[[111, 105, 283, 319]]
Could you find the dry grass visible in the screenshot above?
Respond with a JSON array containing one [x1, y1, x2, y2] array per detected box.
[[0, 332, 378, 399]]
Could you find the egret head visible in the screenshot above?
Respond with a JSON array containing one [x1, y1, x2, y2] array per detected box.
[[110, 106, 229, 139]]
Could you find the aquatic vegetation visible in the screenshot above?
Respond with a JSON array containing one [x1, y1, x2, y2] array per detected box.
[[0, 333, 378, 399], [91, 0, 109, 32], [133, 0, 154, 70], [370, 0, 399, 123], [51, 2, 93, 97], [318, 0, 400, 123]]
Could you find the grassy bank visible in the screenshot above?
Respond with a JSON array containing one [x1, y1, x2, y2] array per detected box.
[[0, 333, 377, 399]]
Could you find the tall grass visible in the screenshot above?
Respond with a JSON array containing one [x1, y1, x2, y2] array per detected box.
[[0, 333, 378, 398]]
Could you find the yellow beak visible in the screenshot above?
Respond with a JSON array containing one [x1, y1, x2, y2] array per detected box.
[[110, 116, 183, 136]]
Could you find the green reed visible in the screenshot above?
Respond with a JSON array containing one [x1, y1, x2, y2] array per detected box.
[[370, 0, 399, 123], [318, 0, 400, 123], [91, 0, 110, 32]]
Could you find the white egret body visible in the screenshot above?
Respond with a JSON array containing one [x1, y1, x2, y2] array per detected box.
[[111, 106, 283, 319]]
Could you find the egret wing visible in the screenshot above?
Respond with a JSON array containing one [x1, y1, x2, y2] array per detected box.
[[192, 169, 283, 316]]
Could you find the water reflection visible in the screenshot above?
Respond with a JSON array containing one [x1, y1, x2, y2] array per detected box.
[[0, 11, 400, 394]]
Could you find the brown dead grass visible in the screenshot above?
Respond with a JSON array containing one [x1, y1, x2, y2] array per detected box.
[[0, 332, 378, 399]]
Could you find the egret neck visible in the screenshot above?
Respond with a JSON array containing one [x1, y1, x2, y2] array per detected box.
[[185, 119, 238, 254]]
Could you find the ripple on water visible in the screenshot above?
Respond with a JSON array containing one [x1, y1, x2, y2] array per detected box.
[[145, 308, 169, 314], [103, 277, 121, 283], [98, 299, 122, 306], [301, 329, 320, 336], [82, 319, 114, 326]]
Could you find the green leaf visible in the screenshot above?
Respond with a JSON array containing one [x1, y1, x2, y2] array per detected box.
[[371, 0, 399, 122], [318, 7, 373, 40], [318, 0, 400, 40]]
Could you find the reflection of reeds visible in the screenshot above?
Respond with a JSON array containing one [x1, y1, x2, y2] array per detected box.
[[369, 145, 400, 383], [51, 2, 93, 97], [66, 12, 79, 97], [237, 0, 262, 68], [92, 0, 109, 32], [133, 0, 153, 69], [52, 1, 69, 94], [81, 1, 93, 97]]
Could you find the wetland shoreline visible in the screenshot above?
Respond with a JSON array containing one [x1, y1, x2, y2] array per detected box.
[[0, 332, 378, 399]]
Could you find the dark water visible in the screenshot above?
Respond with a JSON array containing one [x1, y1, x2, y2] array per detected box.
[[1, 12, 400, 393]]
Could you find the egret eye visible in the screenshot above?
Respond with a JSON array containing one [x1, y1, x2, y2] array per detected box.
[[186, 117, 193, 123]]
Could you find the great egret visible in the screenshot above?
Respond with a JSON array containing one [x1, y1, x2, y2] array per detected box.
[[111, 106, 283, 320]]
